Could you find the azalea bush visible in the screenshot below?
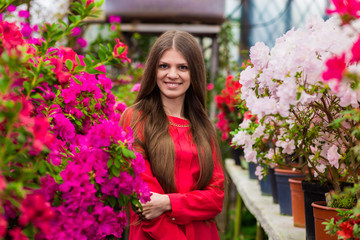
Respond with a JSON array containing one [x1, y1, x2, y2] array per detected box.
[[215, 74, 243, 142], [0, 1, 150, 239], [232, 0, 360, 195]]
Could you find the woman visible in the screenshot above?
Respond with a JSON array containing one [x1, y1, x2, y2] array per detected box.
[[120, 30, 225, 240]]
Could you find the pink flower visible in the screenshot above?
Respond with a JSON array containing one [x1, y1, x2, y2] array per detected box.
[[7, 5, 16, 12], [52, 113, 76, 141], [0, 21, 26, 55], [109, 15, 121, 23], [0, 214, 7, 238], [322, 53, 346, 83], [71, 27, 81, 36], [86, 0, 94, 6], [19, 194, 55, 235], [131, 83, 141, 92], [18, 10, 30, 18], [326, 0, 360, 22], [207, 83, 214, 91], [8, 228, 28, 240], [20, 23, 33, 38], [350, 36, 360, 63], [113, 39, 131, 63], [327, 145, 341, 168], [0, 175, 6, 191], [115, 102, 127, 113], [76, 37, 87, 48]]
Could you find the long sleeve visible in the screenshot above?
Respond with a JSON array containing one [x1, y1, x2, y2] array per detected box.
[[167, 155, 225, 225]]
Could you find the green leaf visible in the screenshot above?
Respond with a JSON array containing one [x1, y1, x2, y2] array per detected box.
[[66, 59, 74, 71], [107, 159, 113, 168], [122, 148, 136, 159], [114, 158, 121, 168], [72, 76, 82, 85], [111, 165, 120, 177], [117, 46, 125, 55]]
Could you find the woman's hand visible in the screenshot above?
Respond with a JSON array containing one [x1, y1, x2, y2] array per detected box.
[[139, 192, 172, 220]]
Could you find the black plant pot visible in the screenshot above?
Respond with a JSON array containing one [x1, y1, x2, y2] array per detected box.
[[268, 168, 278, 203], [275, 169, 304, 216], [230, 147, 243, 166], [259, 174, 272, 196], [248, 162, 257, 179], [302, 180, 331, 240]]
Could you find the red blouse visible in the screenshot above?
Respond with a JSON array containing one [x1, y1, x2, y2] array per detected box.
[[120, 109, 225, 240]]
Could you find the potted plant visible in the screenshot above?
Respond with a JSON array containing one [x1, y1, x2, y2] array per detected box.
[[232, 0, 360, 237]]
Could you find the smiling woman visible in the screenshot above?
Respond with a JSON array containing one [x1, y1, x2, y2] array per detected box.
[[120, 30, 225, 240], [156, 48, 191, 112]]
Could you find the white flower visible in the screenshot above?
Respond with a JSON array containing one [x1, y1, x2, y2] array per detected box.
[[276, 139, 296, 155], [255, 165, 264, 180], [244, 146, 257, 164], [250, 42, 270, 70], [327, 145, 341, 169]]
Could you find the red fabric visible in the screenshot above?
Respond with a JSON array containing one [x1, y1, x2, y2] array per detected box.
[[120, 109, 225, 240]]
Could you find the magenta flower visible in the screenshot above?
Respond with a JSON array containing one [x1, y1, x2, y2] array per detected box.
[[36, 174, 59, 202], [86, 121, 114, 148], [7, 5, 16, 12], [94, 206, 127, 238], [131, 83, 141, 92], [19, 194, 55, 235], [18, 10, 30, 18], [115, 102, 127, 113], [351, 36, 360, 63], [0, 214, 7, 238], [70, 27, 81, 36], [0, 174, 6, 191], [109, 15, 121, 23], [52, 113, 76, 141], [207, 83, 214, 91], [8, 228, 27, 240], [326, 0, 360, 20], [322, 53, 347, 83], [76, 37, 87, 48]]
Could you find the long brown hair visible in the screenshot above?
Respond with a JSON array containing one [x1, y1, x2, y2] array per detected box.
[[130, 30, 222, 193]]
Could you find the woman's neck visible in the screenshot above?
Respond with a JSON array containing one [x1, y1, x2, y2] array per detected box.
[[161, 97, 185, 119]]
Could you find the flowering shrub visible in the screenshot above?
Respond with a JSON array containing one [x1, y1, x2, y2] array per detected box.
[[0, 1, 150, 239], [232, 0, 360, 194], [215, 75, 243, 142]]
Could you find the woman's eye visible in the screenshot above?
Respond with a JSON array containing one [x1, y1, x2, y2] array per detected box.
[[159, 64, 168, 69], [179, 65, 188, 70]]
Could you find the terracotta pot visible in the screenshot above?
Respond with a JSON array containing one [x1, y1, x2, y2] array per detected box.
[[311, 201, 339, 240], [289, 177, 305, 228]]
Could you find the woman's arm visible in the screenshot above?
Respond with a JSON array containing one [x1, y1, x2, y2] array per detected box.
[[166, 158, 225, 225]]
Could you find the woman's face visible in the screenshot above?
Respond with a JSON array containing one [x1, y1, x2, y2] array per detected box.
[[156, 48, 191, 103]]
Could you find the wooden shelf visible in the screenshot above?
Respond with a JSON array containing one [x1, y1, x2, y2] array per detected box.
[[225, 159, 306, 240]]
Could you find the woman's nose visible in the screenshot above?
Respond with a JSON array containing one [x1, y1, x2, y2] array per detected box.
[[167, 68, 179, 79]]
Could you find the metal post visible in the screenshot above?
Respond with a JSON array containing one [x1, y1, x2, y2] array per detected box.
[[209, 36, 219, 121], [233, 193, 243, 240]]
